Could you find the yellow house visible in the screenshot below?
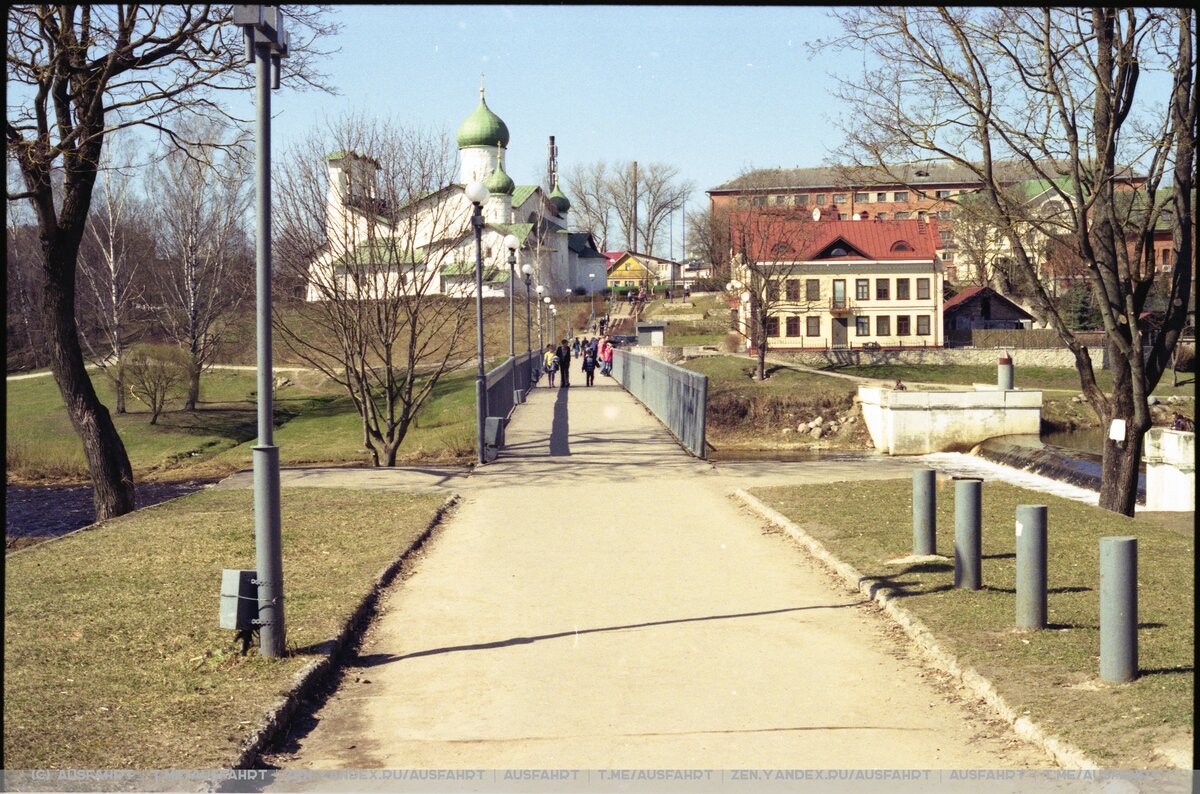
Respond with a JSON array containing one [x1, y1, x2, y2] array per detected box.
[[605, 252, 658, 289]]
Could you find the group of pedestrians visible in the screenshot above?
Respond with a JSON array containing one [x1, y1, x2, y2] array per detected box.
[[542, 335, 614, 388]]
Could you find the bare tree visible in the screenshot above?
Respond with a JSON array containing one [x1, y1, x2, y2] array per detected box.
[[818, 7, 1195, 515], [5, 5, 340, 519], [124, 344, 189, 425], [686, 206, 733, 283], [5, 209, 48, 371], [725, 205, 820, 380], [153, 119, 252, 411], [274, 118, 477, 467], [634, 163, 694, 257], [78, 135, 149, 413], [564, 160, 613, 250]]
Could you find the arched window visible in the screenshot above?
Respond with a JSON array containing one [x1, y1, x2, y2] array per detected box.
[[891, 240, 913, 252], [830, 246, 849, 257]]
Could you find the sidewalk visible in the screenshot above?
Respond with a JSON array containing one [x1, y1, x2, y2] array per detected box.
[[263, 360, 1044, 769]]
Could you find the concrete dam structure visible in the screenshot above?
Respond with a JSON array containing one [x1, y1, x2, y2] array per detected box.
[[858, 385, 1042, 455]]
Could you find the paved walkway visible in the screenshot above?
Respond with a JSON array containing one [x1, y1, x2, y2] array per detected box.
[[256, 363, 1044, 769]]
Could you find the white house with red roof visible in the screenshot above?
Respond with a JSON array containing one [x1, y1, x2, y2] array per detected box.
[[730, 216, 945, 350]]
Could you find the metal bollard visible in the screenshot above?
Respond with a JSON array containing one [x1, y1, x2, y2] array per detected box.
[[998, 353, 1014, 390], [1100, 536, 1138, 682], [913, 469, 937, 556], [1015, 505, 1047, 629], [954, 477, 983, 590]]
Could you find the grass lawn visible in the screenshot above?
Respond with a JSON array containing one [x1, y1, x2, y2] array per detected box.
[[5, 370, 341, 485], [6, 364, 483, 485], [751, 478, 1193, 768], [3, 487, 448, 769]]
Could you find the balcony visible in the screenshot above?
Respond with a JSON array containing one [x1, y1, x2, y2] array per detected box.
[[829, 297, 854, 315]]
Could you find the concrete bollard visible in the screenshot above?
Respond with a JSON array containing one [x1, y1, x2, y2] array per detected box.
[[913, 469, 937, 556], [1015, 505, 1047, 629], [1100, 536, 1138, 683], [954, 477, 983, 590], [998, 353, 1014, 390]]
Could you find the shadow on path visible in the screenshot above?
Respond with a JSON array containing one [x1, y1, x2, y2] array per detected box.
[[356, 603, 864, 666], [550, 386, 571, 457]]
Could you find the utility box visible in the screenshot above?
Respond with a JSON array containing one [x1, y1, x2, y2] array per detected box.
[[637, 322, 666, 347], [220, 569, 258, 631], [484, 416, 505, 462]]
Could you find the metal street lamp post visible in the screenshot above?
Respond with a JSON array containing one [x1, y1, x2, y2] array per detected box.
[[232, 4, 290, 659], [522, 263, 534, 380], [535, 284, 545, 350], [565, 289, 572, 338], [550, 304, 557, 343], [505, 234, 520, 360], [465, 180, 491, 465], [588, 272, 596, 325]]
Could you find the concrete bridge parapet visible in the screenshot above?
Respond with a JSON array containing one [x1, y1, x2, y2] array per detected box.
[[1143, 429, 1195, 512], [859, 386, 1043, 454]]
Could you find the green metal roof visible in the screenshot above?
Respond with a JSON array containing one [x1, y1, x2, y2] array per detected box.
[[332, 240, 426, 267], [486, 222, 534, 245], [325, 150, 380, 166], [511, 185, 539, 207], [439, 261, 511, 282], [456, 95, 510, 149]]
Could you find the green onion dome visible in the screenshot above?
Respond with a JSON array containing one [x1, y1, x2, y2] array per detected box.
[[549, 183, 571, 214], [485, 160, 515, 196], [456, 95, 510, 149]]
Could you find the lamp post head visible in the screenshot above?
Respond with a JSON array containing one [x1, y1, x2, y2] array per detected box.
[[522, 263, 533, 276], [543, 296, 551, 304], [504, 233, 520, 252], [536, 284, 544, 296], [465, 181, 490, 205]]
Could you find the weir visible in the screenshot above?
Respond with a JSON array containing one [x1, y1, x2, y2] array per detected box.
[[858, 385, 1042, 454]]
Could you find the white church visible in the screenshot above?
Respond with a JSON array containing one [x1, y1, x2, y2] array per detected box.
[[305, 88, 607, 302]]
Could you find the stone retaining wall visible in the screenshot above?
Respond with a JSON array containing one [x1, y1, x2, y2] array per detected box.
[[754, 347, 1105, 369]]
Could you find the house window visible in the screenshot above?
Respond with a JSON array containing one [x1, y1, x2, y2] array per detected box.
[[917, 211, 927, 220], [894, 191, 909, 202], [816, 194, 827, 205], [854, 192, 869, 202], [937, 210, 952, 220], [917, 315, 931, 336], [752, 196, 766, 206], [838, 213, 849, 220], [856, 279, 869, 300], [897, 315, 911, 336], [894, 211, 911, 220], [876, 212, 888, 220], [936, 190, 952, 199], [806, 279, 820, 301], [916, 278, 931, 300], [796, 194, 809, 205], [833, 193, 847, 204], [786, 316, 801, 337], [876, 315, 891, 336], [876, 278, 890, 300], [876, 192, 887, 202], [785, 279, 800, 301], [855, 316, 870, 336], [806, 316, 820, 337], [765, 317, 780, 337], [939, 230, 952, 242], [896, 278, 910, 300], [737, 197, 748, 206], [942, 251, 955, 262]]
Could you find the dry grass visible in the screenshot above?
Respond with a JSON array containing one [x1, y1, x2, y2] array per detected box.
[[3, 487, 447, 769], [752, 478, 1193, 767]]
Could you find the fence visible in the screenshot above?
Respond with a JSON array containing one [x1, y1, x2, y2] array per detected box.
[[612, 348, 708, 459], [484, 350, 541, 432]]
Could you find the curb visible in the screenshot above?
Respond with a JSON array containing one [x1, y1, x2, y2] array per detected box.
[[732, 487, 1102, 771], [228, 493, 461, 772]]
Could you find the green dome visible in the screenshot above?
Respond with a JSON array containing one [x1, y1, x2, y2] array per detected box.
[[549, 183, 571, 214], [485, 161, 515, 196], [456, 96, 510, 149]]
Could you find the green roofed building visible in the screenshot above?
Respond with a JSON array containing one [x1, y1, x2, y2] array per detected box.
[[309, 84, 605, 302]]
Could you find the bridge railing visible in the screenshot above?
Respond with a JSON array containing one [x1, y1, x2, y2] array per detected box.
[[612, 349, 708, 459], [484, 350, 541, 433]]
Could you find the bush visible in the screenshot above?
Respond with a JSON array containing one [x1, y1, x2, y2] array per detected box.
[[124, 344, 190, 424], [720, 332, 741, 353]]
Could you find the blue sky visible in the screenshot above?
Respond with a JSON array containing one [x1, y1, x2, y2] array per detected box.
[[248, 5, 855, 252]]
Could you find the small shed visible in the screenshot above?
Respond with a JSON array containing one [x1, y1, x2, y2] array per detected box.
[[637, 322, 666, 347], [943, 286, 1034, 331]]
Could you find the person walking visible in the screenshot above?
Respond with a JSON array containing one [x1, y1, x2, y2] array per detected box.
[[556, 339, 572, 388], [572, 337, 581, 359], [599, 336, 614, 376], [581, 345, 597, 386], [543, 344, 558, 388]]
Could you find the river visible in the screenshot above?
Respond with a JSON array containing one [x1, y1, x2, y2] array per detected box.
[[5, 479, 217, 546]]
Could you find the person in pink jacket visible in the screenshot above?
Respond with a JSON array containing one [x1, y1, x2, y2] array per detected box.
[[600, 336, 614, 376]]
